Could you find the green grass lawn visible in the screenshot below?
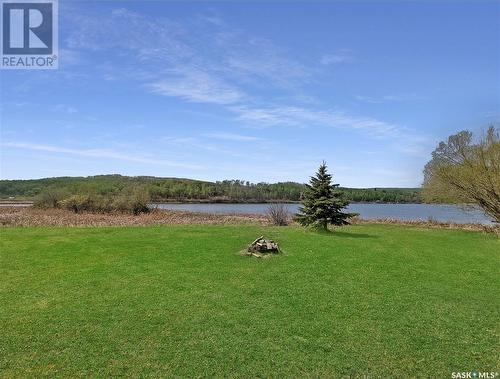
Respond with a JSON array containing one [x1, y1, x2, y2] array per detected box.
[[1, 224, 498, 378]]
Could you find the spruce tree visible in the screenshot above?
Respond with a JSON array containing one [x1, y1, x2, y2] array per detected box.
[[295, 161, 354, 230]]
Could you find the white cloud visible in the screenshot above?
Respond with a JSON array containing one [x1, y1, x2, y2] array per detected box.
[[228, 104, 433, 159], [203, 132, 261, 142], [3, 101, 32, 108], [355, 94, 426, 104], [320, 49, 353, 65], [223, 38, 310, 86], [149, 68, 245, 105], [2, 142, 203, 169], [162, 137, 248, 158], [53, 104, 78, 114], [62, 6, 430, 158], [231, 105, 400, 137], [66, 7, 309, 98], [59, 49, 84, 66]]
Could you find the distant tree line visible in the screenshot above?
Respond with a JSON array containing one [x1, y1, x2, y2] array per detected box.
[[0, 175, 422, 204]]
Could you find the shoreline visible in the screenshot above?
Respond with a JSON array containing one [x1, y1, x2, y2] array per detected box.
[[0, 206, 496, 233], [2, 200, 468, 206], [150, 200, 425, 205]]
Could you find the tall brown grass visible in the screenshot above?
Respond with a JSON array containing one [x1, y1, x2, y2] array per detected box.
[[0, 207, 266, 227], [1, 207, 496, 234]]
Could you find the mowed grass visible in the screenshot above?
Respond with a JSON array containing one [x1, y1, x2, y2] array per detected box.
[[1, 224, 498, 378]]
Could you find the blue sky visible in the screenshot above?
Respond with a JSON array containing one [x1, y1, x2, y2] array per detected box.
[[1, 0, 499, 187]]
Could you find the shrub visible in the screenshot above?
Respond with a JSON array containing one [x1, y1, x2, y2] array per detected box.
[[58, 194, 95, 213], [111, 190, 150, 215], [34, 188, 69, 209], [266, 203, 290, 226], [130, 192, 150, 215], [35, 187, 151, 215]]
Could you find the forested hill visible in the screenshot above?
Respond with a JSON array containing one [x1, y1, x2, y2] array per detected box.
[[0, 175, 422, 203]]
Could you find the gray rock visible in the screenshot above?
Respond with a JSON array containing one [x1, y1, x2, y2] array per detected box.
[[247, 236, 280, 256]]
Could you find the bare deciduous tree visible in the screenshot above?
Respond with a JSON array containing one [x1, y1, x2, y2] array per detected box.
[[266, 203, 290, 226], [423, 126, 500, 222]]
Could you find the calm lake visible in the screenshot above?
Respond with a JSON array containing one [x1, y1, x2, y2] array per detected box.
[[154, 203, 494, 225]]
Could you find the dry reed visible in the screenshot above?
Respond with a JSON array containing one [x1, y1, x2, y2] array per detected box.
[[0, 207, 496, 234]]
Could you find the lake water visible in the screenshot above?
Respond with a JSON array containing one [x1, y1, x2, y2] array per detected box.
[[154, 203, 494, 225]]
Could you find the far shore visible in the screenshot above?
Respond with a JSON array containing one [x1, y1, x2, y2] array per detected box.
[[0, 199, 439, 207], [149, 200, 427, 205]]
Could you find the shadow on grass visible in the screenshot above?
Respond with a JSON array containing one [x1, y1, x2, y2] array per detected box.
[[314, 229, 378, 239]]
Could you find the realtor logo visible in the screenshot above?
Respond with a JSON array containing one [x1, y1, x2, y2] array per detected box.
[[1, 0, 58, 69]]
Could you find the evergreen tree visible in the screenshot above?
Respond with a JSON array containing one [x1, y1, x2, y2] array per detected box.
[[295, 161, 354, 230]]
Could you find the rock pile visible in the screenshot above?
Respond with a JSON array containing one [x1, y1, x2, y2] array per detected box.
[[247, 236, 280, 257]]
